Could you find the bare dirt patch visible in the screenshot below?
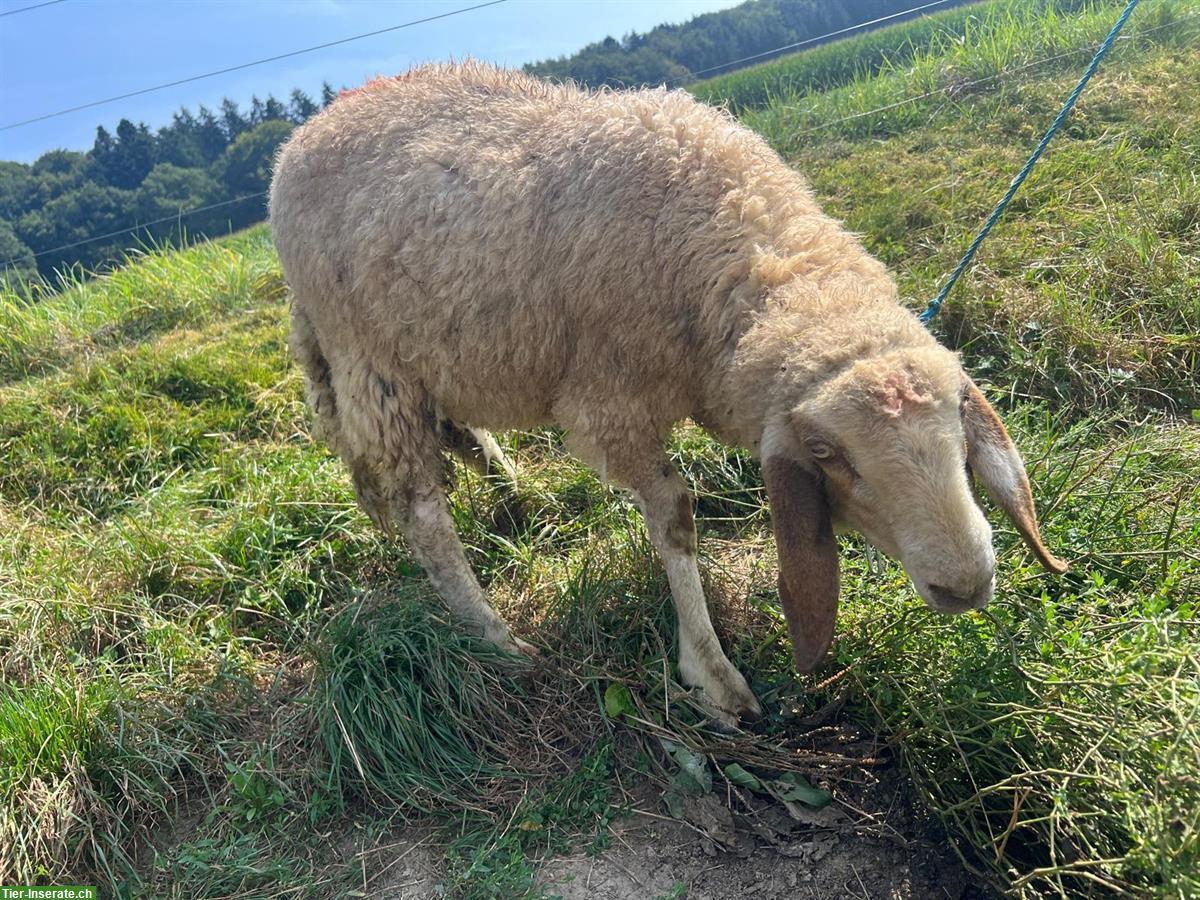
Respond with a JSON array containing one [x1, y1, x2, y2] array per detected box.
[[536, 732, 973, 900], [358, 723, 981, 899]]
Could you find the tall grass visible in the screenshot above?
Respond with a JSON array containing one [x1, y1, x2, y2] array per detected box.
[[739, 0, 1200, 149], [0, 228, 283, 385], [315, 597, 531, 813]]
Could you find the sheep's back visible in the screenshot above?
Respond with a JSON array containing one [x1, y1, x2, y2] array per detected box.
[[269, 62, 884, 427]]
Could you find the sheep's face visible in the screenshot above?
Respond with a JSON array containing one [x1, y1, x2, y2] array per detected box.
[[760, 346, 1066, 672], [797, 348, 995, 613]]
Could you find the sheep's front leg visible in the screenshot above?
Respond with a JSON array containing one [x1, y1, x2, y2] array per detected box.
[[631, 463, 762, 725]]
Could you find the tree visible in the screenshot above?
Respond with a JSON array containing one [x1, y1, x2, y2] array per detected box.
[[32, 149, 88, 178], [289, 88, 318, 123], [158, 108, 205, 168], [320, 81, 337, 107], [221, 98, 249, 142], [29, 150, 90, 206], [0, 218, 36, 279], [135, 163, 217, 229], [19, 181, 135, 273], [195, 105, 228, 163], [262, 94, 289, 122], [217, 119, 294, 198], [91, 119, 156, 189], [0, 161, 38, 222]]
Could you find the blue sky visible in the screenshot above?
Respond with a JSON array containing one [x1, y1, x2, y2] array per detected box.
[[0, 0, 742, 163]]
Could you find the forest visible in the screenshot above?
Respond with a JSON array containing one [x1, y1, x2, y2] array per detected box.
[[0, 85, 337, 280]]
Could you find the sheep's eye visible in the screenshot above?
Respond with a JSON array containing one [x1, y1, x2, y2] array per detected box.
[[809, 441, 834, 460]]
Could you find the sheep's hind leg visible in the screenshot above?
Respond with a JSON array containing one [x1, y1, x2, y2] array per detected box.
[[397, 479, 534, 656], [336, 365, 531, 656]]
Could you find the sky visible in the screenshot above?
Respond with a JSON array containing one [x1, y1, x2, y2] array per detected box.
[[0, 0, 743, 163]]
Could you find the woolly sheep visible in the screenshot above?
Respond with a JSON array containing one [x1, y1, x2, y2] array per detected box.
[[269, 62, 1067, 725]]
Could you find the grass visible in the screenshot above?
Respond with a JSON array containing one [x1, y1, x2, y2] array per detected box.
[[689, 0, 996, 113], [1, 0, 1198, 895], [315, 597, 532, 814]]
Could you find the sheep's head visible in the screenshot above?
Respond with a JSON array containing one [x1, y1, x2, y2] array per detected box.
[[760, 345, 1067, 673]]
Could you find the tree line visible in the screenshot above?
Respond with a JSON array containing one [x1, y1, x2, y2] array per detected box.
[[0, 84, 339, 281], [524, 0, 976, 88], [1, 0, 980, 282]]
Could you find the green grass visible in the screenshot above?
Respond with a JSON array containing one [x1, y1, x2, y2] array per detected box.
[[689, 0, 995, 113], [315, 597, 531, 814], [1, 0, 1199, 896]]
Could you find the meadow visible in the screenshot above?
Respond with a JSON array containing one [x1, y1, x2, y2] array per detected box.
[[1, 0, 1197, 896]]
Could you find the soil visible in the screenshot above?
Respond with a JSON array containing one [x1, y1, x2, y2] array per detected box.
[[361, 723, 986, 899]]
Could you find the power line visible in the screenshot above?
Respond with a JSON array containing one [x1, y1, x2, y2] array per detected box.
[[784, 12, 1196, 139], [9, 192, 268, 265], [788, 47, 1095, 138], [668, 0, 955, 85], [0, 0, 66, 17], [0, 0, 508, 131]]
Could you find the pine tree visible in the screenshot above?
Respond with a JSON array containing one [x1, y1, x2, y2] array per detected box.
[[289, 89, 319, 123]]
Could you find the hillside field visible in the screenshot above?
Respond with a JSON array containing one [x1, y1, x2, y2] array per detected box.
[[1, 0, 1197, 896]]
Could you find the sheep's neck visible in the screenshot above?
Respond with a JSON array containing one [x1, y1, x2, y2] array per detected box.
[[701, 278, 934, 454]]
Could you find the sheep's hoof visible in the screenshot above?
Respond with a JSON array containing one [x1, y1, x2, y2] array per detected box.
[[485, 625, 538, 660], [694, 691, 762, 733], [684, 663, 763, 729], [718, 688, 763, 728], [508, 635, 539, 658]]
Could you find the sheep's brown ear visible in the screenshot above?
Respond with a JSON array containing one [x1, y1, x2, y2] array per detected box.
[[763, 456, 839, 673], [961, 377, 1068, 574]]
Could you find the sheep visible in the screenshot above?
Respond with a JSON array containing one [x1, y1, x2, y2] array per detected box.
[[269, 61, 1067, 725]]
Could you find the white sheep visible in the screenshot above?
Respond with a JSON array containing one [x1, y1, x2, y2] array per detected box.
[[269, 62, 1066, 724]]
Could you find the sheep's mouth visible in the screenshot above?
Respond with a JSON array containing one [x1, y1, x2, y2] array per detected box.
[[914, 578, 994, 614]]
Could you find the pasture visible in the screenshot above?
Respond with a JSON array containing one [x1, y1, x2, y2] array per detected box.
[[1, 0, 1197, 895]]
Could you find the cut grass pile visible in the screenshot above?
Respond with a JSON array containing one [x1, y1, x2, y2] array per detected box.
[[0, 0, 1198, 895]]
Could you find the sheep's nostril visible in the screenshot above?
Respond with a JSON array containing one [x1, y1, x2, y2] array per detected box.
[[928, 582, 989, 611], [927, 584, 961, 607]]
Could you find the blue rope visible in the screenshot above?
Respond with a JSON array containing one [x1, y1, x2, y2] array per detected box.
[[920, 0, 1140, 325]]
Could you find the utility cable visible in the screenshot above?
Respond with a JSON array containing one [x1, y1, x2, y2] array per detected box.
[[668, 0, 955, 85], [0, 0, 66, 18], [0, 0, 507, 130]]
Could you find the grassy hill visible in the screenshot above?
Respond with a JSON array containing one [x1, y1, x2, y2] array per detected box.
[[1, 0, 1197, 895]]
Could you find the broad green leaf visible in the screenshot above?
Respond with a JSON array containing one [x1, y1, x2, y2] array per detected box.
[[603, 682, 636, 718], [769, 772, 832, 809], [669, 746, 712, 796], [722, 763, 763, 792]]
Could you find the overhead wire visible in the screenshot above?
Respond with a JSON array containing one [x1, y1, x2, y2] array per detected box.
[[0, 0, 66, 17], [667, 0, 955, 85], [0, 0, 508, 130], [781, 12, 1196, 139], [11, 192, 269, 264]]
